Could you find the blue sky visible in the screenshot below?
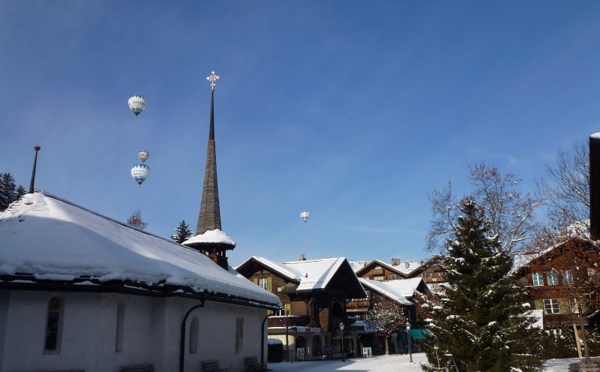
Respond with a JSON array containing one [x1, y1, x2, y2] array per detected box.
[[2, 1, 600, 266]]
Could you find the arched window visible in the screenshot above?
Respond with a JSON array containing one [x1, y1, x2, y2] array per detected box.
[[296, 336, 306, 349], [331, 302, 344, 317], [189, 317, 199, 354], [312, 335, 322, 356], [44, 297, 63, 353], [115, 302, 125, 353]]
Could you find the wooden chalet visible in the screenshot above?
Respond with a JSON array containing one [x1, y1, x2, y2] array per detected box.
[[235, 256, 366, 360], [516, 238, 600, 329], [354, 257, 446, 285]]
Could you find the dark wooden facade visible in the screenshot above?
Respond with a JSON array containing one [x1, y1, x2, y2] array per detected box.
[[236, 257, 366, 332], [517, 239, 600, 328]]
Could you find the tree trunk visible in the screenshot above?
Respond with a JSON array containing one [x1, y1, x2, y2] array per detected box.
[[385, 335, 390, 355]]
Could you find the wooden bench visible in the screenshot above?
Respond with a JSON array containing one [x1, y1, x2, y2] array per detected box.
[[244, 356, 265, 372], [201, 359, 228, 372], [120, 365, 154, 372]]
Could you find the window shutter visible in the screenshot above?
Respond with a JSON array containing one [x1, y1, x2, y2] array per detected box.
[[534, 299, 543, 311], [267, 277, 272, 292], [559, 298, 569, 314], [253, 278, 258, 285]]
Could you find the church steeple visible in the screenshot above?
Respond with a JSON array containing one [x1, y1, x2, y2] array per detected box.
[[183, 71, 235, 270], [197, 72, 221, 234]]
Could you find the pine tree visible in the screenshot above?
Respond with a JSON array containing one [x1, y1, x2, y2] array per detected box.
[[127, 210, 148, 230], [171, 220, 193, 243], [422, 198, 543, 371], [0, 173, 24, 211]]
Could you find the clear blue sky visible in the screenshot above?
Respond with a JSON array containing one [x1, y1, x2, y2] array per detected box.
[[2, 1, 600, 266]]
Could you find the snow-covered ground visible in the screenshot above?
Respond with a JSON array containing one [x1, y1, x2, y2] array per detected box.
[[266, 353, 579, 371]]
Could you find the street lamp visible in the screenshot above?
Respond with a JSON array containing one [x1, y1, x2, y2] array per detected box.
[[339, 322, 345, 362], [406, 320, 413, 363]]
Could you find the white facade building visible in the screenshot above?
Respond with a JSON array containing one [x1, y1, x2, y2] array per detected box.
[[0, 192, 281, 372]]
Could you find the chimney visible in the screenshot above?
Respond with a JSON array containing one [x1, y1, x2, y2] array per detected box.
[[590, 134, 600, 240], [390, 258, 400, 266]]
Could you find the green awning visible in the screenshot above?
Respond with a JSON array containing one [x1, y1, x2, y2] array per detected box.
[[409, 329, 430, 340]]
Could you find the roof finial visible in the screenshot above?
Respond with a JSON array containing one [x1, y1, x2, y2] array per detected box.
[[206, 70, 219, 92]]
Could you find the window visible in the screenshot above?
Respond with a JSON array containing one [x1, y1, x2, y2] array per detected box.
[[373, 275, 384, 281], [44, 297, 63, 353], [562, 270, 574, 285], [532, 272, 544, 286], [115, 302, 125, 353], [235, 317, 244, 353], [547, 271, 559, 286], [543, 299, 560, 314], [254, 277, 273, 291], [388, 275, 398, 280], [257, 277, 272, 292], [189, 317, 199, 354]]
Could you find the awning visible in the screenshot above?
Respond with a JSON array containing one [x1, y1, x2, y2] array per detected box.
[[409, 329, 430, 340]]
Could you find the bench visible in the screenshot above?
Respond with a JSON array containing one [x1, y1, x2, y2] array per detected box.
[[244, 356, 266, 372], [120, 365, 154, 372], [201, 359, 228, 372]]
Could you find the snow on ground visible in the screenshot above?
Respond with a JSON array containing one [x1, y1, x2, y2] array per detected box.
[[267, 353, 581, 372], [268, 353, 427, 372]]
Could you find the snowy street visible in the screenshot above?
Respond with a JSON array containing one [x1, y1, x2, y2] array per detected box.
[[268, 353, 428, 372], [267, 353, 580, 371]]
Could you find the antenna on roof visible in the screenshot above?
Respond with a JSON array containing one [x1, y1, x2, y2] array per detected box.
[[28, 146, 41, 193]]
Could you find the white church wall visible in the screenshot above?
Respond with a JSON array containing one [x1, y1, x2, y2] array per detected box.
[[182, 300, 268, 372], [0, 290, 270, 372], [0, 290, 160, 371]]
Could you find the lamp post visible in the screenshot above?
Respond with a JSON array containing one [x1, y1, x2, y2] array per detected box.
[[339, 322, 345, 362], [406, 320, 413, 363]]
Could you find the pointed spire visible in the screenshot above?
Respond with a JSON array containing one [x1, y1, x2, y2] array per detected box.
[[184, 70, 235, 270], [196, 85, 221, 235]]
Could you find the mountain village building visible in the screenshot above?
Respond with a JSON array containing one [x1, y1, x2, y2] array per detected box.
[[235, 256, 366, 361]]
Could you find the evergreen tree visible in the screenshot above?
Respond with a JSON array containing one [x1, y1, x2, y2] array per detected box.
[[127, 210, 148, 230], [0, 173, 24, 211], [422, 198, 543, 372], [171, 220, 193, 243]]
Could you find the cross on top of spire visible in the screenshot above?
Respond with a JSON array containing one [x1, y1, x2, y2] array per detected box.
[[206, 70, 219, 92]]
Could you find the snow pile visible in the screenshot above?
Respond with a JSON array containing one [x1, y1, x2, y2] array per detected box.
[[183, 229, 235, 246]]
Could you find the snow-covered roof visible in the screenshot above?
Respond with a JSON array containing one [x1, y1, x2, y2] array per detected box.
[[0, 192, 280, 308], [357, 259, 423, 277], [359, 278, 413, 306], [391, 260, 423, 275], [183, 229, 236, 246], [238, 256, 349, 292], [348, 260, 369, 272], [383, 277, 426, 298]]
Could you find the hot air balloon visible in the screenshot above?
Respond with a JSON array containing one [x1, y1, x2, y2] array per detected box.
[[128, 95, 147, 117], [131, 163, 150, 186], [300, 211, 310, 223], [138, 149, 149, 163]]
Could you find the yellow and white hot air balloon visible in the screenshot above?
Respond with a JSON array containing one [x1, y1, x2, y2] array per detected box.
[[138, 149, 149, 163]]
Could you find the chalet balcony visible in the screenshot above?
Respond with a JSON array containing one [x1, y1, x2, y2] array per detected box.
[[268, 315, 311, 328], [346, 299, 370, 313]]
